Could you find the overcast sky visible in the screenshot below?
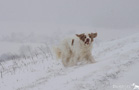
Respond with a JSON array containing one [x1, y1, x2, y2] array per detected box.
[[0, 0, 139, 29]]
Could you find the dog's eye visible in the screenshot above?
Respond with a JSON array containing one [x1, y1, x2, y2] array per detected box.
[[84, 36, 86, 38]]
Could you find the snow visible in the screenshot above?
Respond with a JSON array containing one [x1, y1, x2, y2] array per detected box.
[[1, 0, 139, 89], [0, 42, 45, 55], [0, 32, 139, 90], [106, 62, 139, 90]]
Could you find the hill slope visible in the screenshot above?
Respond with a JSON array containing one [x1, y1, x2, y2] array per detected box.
[[0, 33, 139, 90]]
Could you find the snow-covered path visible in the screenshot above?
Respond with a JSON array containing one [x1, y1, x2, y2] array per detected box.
[[0, 33, 139, 90], [106, 62, 139, 90]]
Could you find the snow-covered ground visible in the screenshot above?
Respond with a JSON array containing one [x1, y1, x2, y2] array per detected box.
[[0, 42, 45, 55], [0, 32, 139, 90]]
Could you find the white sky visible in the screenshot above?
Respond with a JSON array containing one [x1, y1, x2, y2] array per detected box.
[[0, 0, 139, 29]]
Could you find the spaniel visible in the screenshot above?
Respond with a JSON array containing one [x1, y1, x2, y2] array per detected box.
[[54, 32, 97, 67]]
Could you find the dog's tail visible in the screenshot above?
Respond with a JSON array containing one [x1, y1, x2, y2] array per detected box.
[[53, 47, 61, 59]]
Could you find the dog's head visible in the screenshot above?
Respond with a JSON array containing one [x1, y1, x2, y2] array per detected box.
[[76, 33, 97, 45]]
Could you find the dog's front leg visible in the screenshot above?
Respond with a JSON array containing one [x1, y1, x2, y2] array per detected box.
[[68, 56, 77, 66], [61, 56, 69, 67]]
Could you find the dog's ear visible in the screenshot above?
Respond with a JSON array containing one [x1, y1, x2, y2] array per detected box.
[[90, 33, 97, 38], [76, 34, 80, 37], [76, 33, 84, 38], [76, 33, 86, 41], [93, 32, 97, 38]]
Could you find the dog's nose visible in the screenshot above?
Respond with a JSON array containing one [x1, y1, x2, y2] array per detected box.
[[86, 38, 90, 42]]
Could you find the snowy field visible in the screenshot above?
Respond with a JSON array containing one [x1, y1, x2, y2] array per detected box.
[[0, 28, 139, 90], [1, 0, 139, 90]]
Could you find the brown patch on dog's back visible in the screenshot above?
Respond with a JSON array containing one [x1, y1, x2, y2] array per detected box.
[[76, 33, 86, 42], [71, 39, 74, 46]]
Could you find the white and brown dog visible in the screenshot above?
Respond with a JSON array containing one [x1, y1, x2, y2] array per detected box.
[[54, 32, 97, 67]]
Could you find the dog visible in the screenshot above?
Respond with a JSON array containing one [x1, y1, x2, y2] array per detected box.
[[54, 32, 97, 67]]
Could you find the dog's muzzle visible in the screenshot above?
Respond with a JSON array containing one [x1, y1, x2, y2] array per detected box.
[[85, 38, 90, 45]]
